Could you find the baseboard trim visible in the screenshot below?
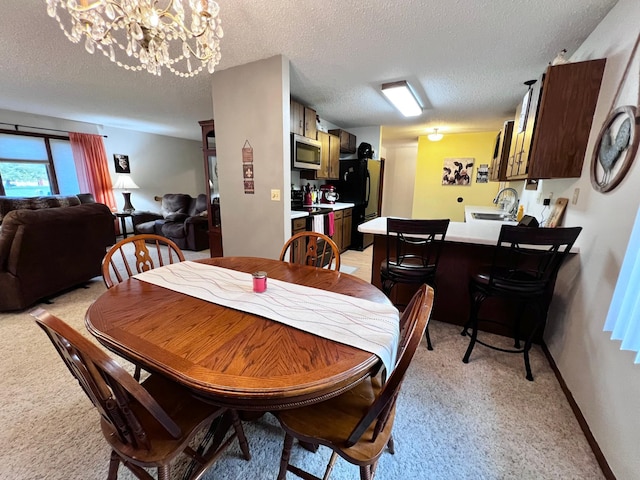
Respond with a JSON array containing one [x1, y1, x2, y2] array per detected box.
[[541, 343, 616, 480]]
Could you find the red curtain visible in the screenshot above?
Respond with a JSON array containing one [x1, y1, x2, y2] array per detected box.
[[69, 132, 117, 210]]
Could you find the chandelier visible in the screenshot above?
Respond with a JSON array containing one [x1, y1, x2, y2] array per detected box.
[[45, 0, 223, 77]]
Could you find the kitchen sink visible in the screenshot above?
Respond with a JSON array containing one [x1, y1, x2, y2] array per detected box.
[[470, 212, 513, 221]]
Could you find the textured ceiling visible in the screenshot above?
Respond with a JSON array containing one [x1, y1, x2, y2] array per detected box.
[[0, 1, 618, 142]]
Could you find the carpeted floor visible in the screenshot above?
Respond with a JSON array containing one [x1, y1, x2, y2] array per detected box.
[[0, 249, 604, 480]]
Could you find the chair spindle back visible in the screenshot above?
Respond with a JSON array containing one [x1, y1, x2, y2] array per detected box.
[[345, 284, 434, 446]]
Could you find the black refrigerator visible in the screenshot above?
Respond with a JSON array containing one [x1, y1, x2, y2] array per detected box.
[[337, 158, 382, 251]]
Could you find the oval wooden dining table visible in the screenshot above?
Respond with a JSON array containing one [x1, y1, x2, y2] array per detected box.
[[85, 256, 393, 411]]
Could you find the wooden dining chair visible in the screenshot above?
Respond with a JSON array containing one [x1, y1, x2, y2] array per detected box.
[[280, 231, 341, 271], [102, 234, 185, 380], [32, 308, 250, 480], [102, 233, 185, 289], [275, 284, 434, 480]]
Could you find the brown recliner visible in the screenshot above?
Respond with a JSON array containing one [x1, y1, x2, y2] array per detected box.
[[132, 194, 209, 251]]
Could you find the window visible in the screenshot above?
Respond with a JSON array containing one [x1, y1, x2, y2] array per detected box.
[[0, 131, 79, 196], [604, 205, 640, 363]]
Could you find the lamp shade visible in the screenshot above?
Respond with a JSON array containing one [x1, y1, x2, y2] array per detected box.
[[381, 80, 422, 117], [112, 175, 140, 191]]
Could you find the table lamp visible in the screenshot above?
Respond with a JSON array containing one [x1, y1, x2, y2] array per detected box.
[[112, 174, 140, 212]]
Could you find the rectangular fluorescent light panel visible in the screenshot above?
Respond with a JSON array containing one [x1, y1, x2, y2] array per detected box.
[[382, 81, 422, 117]]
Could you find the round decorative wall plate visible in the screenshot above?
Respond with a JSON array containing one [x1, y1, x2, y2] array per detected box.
[[590, 105, 639, 193]]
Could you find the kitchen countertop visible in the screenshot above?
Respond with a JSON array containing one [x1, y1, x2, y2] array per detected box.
[[290, 202, 355, 220], [290, 211, 309, 219], [358, 216, 580, 252], [306, 202, 355, 211]]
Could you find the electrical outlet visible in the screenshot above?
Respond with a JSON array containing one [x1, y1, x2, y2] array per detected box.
[[543, 198, 551, 206], [270, 189, 281, 201]]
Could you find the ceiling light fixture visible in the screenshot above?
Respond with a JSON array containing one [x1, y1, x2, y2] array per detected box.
[[45, 0, 224, 77], [381, 80, 422, 117], [428, 128, 443, 142]]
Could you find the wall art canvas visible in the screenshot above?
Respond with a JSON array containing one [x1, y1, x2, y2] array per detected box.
[[442, 158, 474, 186], [114, 154, 130, 174]]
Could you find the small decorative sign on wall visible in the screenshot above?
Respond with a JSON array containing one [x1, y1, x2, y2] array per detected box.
[[476, 164, 489, 183], [442, 158, 474, 186], [242, 140, 254, 194], [547, 198, 569, 227]]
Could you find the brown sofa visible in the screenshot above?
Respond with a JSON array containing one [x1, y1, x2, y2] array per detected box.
[[132, 193, 208, 251], [0, 195, 116, 311]]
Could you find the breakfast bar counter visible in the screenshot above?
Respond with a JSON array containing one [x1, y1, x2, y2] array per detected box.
[[359, 217, 578, 341], [359, 216, 508, 246]]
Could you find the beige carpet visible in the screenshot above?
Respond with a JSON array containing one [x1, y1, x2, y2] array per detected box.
[[0, 250, 604, 479]]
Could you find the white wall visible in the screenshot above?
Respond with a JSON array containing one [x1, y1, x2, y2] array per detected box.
[[380, 142, 418, 218], [212, 55, 290, 258], [341, 126, 382, 160], [0, 109, 100, 136], [99, 126, 203, 213], [0, 108, 204, 214], [524, 1, 640, 478]]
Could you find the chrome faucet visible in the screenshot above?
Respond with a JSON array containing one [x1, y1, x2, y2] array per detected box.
[[493, 187, 519, 218]]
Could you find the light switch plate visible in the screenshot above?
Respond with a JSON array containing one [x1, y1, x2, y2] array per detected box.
[[572, 188, 580, 205], [271, 189, 281, 201]]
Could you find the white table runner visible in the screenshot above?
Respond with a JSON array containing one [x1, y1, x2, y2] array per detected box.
[[133, 261, 400, 375]]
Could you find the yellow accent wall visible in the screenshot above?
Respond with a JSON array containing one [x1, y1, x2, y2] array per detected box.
[[412, 132, 501, 221]]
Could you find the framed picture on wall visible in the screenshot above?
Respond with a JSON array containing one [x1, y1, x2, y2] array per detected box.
[[476, 164, 489, 183], [442, 158, 474, 186], [114, 154, 131, 174]]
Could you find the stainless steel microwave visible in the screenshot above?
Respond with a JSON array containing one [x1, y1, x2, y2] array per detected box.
[[291, 133, 321, 170]]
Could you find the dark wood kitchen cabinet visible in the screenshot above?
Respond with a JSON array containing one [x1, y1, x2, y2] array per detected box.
[[318, 131, 340, 180], [333, 209, 343, 251], [506, 58, 605, 180], [328, 132, 340, 178], [198, 119, 223, 257], [301, 131, 340, 181], [290, 99, 304, 136], [290, 99, 317, 139], [288, 217, 308, 264], [342, 208, 352, 250], [328, 128, 357, 154], [489, 120, 514, 182], [329, 208, 353, 252], [304, 106, 317, 140], [317, 131, 330, 179]]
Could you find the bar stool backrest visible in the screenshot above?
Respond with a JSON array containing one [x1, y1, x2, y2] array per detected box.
[[489, 226, 582, 295]]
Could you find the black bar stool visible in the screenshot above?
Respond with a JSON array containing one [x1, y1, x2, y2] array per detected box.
[[462, 225, 582, 380], [380, 218, 450, 350]]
